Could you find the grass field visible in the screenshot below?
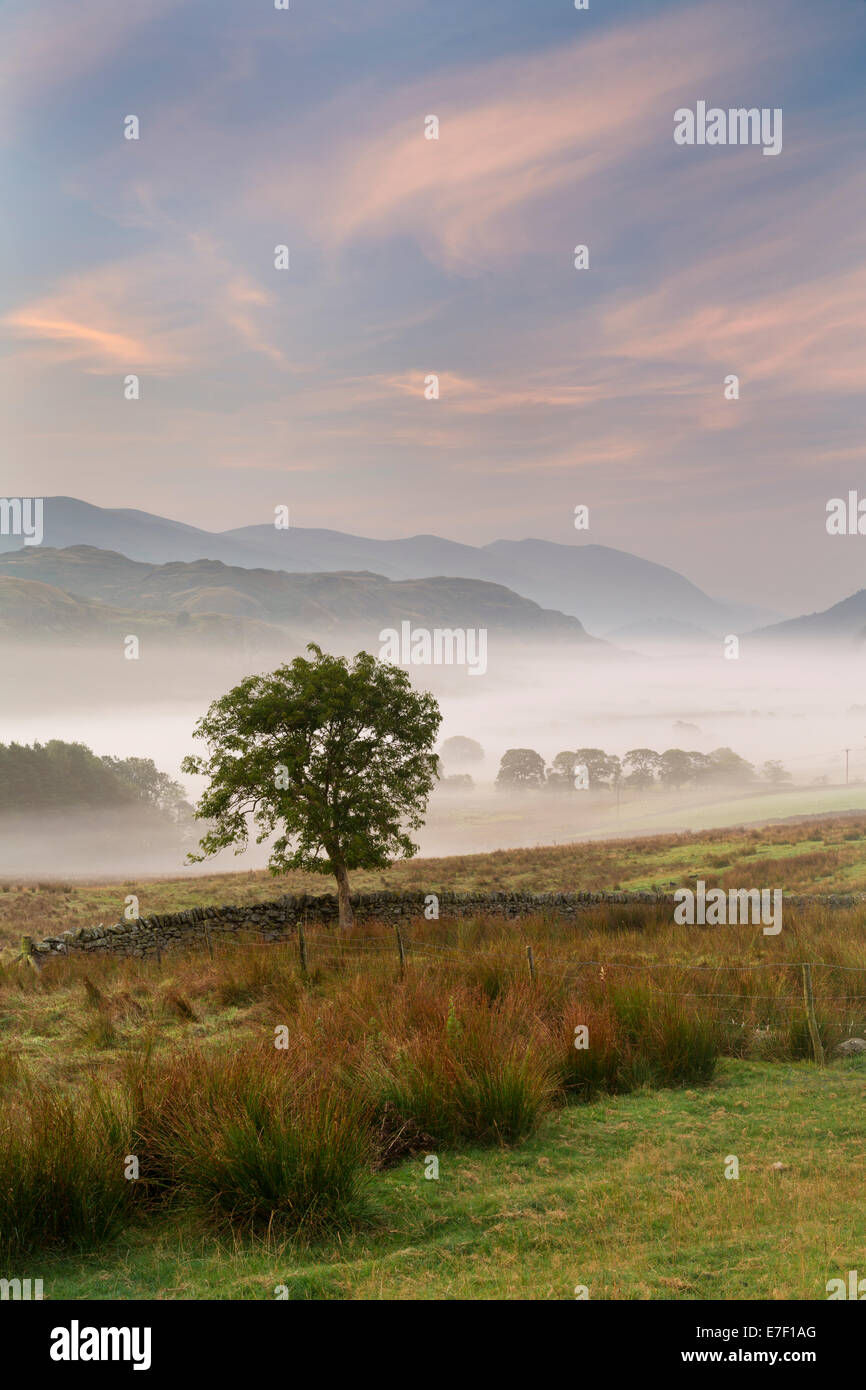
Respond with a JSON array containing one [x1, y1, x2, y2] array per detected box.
[[3, 816, 866, 1301], [420, 782, 866, 857], [2, 892, 866, 1299], [31, 1056, 866, 1301], [3, 811, 866, 952]]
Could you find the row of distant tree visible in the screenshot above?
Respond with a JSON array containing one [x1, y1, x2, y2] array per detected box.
[[0, 740, 193, 819], [495, 746, 791, 791], [436, 737, 791, 790]]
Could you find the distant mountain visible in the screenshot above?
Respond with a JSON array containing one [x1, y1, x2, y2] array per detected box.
[[0, 547, 600, 649], [0, 497, 776, 637], [0, 576, 283, 647], [749, 589, 866, 646]]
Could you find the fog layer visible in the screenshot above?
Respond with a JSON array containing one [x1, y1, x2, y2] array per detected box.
[[2, 638, 864, 877]]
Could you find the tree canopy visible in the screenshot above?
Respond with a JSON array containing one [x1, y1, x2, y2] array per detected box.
[[182, 645, 442, 928], [440, 735, 484, 766], [494, 744, 767, 792], [0, 740, 189, 818], [495, 748, 547, 789]]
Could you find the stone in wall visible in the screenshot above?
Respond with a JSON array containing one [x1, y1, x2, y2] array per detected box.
[[21, 888, 866, 961]]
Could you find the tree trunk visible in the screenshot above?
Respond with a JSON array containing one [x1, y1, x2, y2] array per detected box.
[[334, 862, 354, 932]]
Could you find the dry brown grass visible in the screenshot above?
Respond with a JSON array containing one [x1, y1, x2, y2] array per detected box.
[[3, 811, 866, 949]]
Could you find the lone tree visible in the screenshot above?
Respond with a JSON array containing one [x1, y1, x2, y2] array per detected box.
[[182, 645, 442, 930]]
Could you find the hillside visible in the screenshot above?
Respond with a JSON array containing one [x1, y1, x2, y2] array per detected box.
[[748, 587, 866, 646], [0, 546, 600, 647], [0, 576, 283, 647]]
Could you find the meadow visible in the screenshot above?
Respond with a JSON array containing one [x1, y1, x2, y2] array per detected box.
[[4, 811, 866, 952], [1, 870, 866, 1299]]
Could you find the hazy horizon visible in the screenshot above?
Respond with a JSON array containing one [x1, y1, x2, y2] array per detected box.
[[3, 637, 866, 876]]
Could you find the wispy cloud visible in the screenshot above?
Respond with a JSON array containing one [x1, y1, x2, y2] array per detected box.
[[3, 236, 289, 373], [246, 3, 818, 270]]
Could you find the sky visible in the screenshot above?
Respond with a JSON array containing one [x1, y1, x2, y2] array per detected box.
[[2, 0, 865, 614]]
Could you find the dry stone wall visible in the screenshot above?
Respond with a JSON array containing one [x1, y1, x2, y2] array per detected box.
[[22, 888, 866, 961]]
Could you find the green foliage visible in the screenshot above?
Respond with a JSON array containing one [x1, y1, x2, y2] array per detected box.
[[0, 740, 190, 819], [623, 748, 662, 788], [0, 740, 132, 812], [101, 756, 192, 821], [440, 735, 484, 765], [182, 646, 442, 889], [762, 759, 793, 785]]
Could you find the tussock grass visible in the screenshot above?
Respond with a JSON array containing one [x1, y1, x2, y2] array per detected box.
[[0, 1087, 130, 1257], [125, 1048, 373, 1235], [357, 982, 557, 1146]]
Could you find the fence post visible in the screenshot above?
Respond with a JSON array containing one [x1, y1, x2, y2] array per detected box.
[[202, 919, 214, 961], [801, 963, 824, 1066], [526, 945, 536, 983], [395, 926, 406, 980], [298, 920, 308, 979], [154, 929, 162, 968]]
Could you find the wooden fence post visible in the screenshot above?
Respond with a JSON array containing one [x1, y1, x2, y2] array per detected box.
[[801, 964, 824, 1066], [395, 926, 406, 980], [202, 920, 214, 960], [526, 945, 536, 983], [298, 921, 308, 979]]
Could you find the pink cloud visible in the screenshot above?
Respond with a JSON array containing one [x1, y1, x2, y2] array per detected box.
[[2, 239, 289, 373], [247, 3, 816, 271]]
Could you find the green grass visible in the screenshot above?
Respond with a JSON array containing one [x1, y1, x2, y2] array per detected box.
[[26, 1056, 866, 1300], [0, 1087, 131, 1259]]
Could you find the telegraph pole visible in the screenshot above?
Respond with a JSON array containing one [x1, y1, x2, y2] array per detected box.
[[844, 748, 852, 785]]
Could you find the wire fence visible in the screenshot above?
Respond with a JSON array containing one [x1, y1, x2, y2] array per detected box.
[[26, 906, 866, 1068], [89, 916, 866, 1063]]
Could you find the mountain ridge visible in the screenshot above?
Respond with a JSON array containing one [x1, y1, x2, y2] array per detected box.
[[0, 547, 601, 650], [0, 497, 778, 638], [749, 588, 866, 646]]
